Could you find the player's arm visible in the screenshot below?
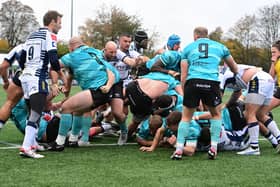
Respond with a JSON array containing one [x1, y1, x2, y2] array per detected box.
[[224, 55, 238, 75], [48, 49, 63, 96], [150, 59, 169, 74], [117, 50, 149, 67], [180, 60, 188, 90], [0, 59, 11, 89], [123, 55, 149, 67], [62, 68, 73, 98], [100, 68, 115, 94], [226, 90, 242, 107]]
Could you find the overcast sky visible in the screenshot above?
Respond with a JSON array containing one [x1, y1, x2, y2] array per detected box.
[[1, 0, 279, 48]]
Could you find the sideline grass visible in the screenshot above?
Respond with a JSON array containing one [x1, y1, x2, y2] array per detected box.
[[0, 86, 280, 186]]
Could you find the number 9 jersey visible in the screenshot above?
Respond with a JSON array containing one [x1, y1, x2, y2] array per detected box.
[[181, 38, 231, 82], [22, 27, 59, 79]]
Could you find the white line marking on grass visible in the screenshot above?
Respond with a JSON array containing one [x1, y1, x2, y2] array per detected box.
[[85, 142, 137, 146], [0, 146, 20, 149], [0, 141, 137, 150], [0, 141, 20, 148], [0, 139, 271, 150]]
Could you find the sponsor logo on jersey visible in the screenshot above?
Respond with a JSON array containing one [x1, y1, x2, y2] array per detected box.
[[51, 34, 57, 41]]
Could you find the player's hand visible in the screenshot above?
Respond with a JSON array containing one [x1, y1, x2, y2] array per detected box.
[[168, 70, 180, 78], [100, 85, 110, 93], [234, 74, 247, 90], [139, 146, 154, 152], [59, 85, 70, 97], [50, 84, 60, 96], [166, 135, 177, 145], [3, 81, 9, 90]]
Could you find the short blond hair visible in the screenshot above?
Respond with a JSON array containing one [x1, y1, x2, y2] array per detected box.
[[194, 27, 208, 38]]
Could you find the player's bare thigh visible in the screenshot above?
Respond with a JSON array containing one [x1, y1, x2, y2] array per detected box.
[[61, 90, 93, 113]]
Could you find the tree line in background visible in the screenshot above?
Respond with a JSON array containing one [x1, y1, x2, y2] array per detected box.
[[0, 0, 279, 71]]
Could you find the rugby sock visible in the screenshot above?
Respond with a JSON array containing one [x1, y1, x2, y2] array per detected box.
[[248, 122, 259, 148], [80, 116, 92, 142], [22, 123, 37, 150], [119, 118, 128, 134], [101, 122, 112, 131], [32, 128, 39, 146], [56, 135, 66, 146], [264, 131, 278, 147], [210, 119, 222, 151], [56, 114, 72, 145], [68, 134, 79, 142], [219, 126, 230, 145], [176, 121, 190, 151], [71, 115, 83, 136], [264, 119, 280, 142]]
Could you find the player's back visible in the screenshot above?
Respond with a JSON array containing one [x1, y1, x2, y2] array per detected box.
[[182, 38, 230, 81], [61, 46, 108, 90]]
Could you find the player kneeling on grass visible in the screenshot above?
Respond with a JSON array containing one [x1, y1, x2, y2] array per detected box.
[[10, 98, 61, 151], [139, 111, 181, 152], [136, 115, 163, 146]]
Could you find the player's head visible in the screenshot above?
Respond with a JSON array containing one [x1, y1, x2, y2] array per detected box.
[[153, 95, 175, 117], [68, 36, 85, 52], [134, 31, 148, 49], [166, 111, 181, 132], [271, 40, 280, 62], [43, 10, 63, 34], [104, 41, 117, 61], [148, 115, 163, 136], [167, 34, 181, 50], [119, 33, 132, 51], [193, 27, 208, 40]]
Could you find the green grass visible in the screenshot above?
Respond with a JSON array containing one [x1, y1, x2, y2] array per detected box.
[[0, 86, 280, 186]]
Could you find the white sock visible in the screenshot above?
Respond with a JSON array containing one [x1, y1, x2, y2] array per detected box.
[[56, 134, 66, 145], [248, 122, 259, 148], [69, 134, 79, 142], [266, 132, 278, 146], [211, 142, 218, 151], [22, 126, 37, 150], [219, 127, 231, 145], [175, 143, 184, 152], [32, 128, 39, 146], [101, 122, 112, 131], [267, 120, 280, 142]]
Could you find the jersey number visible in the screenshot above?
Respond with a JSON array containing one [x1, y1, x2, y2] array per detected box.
[[28, 46, 34, 60], [198, 43, 208, 58]]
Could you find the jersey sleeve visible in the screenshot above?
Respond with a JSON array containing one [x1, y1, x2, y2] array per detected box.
[[4, 44, 23, 65], [160, 51, 172, 66], [60, 53, 72, 67], [221, 45, 231, 59]]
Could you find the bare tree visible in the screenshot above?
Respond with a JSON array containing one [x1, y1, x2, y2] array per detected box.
[[78, 4, 142, 49], [0, 0, 39, 48], [209, 27, 223, 42], [227, 15, 259, 65], [255, 3, 280, 49]]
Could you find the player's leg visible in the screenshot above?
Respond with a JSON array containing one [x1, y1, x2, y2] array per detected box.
[[0, 78, 23, 129]]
